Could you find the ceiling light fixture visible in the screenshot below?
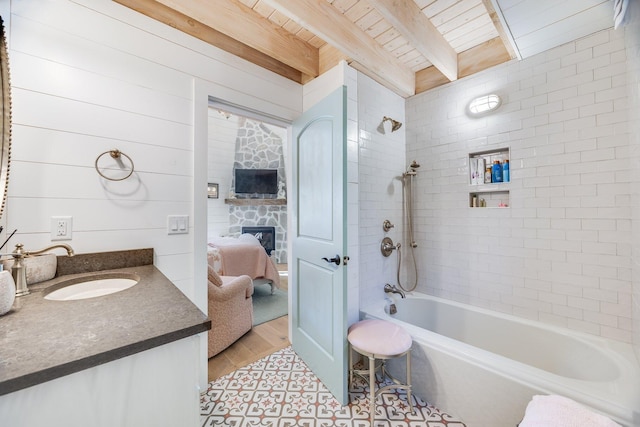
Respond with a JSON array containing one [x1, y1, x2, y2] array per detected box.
[[467, 94, 502, 117]]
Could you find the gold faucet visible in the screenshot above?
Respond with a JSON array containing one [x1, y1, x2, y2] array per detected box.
[[11, 243, 75, 296]]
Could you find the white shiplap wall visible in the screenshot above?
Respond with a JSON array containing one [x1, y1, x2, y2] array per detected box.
[[6, 0, 302, 307], [406, 27, 633, 342]]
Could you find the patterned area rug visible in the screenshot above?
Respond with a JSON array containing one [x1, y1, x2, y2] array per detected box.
[[200, 346, 466, 426]]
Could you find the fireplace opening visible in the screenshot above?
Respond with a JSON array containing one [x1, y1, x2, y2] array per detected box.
[[242, 226, 276, 256]]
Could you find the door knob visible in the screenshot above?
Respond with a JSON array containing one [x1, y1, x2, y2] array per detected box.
[[322, 255, 341, 265]]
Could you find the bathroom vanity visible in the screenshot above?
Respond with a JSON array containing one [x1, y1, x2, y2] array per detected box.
[[0, 249, 210, 427]]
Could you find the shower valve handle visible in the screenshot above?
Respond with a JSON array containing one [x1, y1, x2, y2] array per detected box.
[[322, 255, 341, 265]]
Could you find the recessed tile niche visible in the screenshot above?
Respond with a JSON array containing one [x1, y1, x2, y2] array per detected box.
[[468, 147, 510, 208]]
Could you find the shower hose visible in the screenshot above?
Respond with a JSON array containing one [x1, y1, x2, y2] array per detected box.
[[397, 173, 418, 293]]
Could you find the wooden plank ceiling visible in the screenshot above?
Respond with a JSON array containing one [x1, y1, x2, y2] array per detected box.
[[113, 0, 517, 97]]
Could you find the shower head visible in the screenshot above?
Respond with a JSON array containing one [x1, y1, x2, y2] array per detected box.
[[379, 116, 403, 133], [410, 160, 420, 169]]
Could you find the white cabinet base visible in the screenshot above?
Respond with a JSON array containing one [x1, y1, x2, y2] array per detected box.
[[0, 336, 202, 427]]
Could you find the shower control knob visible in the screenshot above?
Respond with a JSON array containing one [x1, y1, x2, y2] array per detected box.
[[322, 255, 341, 265], [381, 237, 399, 257]]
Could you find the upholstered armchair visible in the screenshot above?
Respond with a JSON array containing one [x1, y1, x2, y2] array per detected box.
[[207, 265, 254, 358]]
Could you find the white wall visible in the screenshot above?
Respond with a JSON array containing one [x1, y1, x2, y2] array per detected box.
[[625, 3, 640, 360], [357, 73, 407, 310], [6, 0, 301, 306], [406, 28, 633, 342], [207, 109, 238, 239]]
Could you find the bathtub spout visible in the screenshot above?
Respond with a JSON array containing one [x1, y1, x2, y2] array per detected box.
[[384, 283, 405, 298], [389, 303, 397, 315]]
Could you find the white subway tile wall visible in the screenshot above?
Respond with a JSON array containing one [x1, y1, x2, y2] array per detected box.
[[357, 73, 406, 310], [626, 11, 640, 358], [406, 28, 634, 342]]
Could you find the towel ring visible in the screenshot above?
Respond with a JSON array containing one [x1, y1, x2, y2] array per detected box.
[[95, 149, 135, 181]]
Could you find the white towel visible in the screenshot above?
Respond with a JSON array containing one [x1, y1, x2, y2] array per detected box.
[[614, 0, 629, 29], [519, 395, 621, 427]]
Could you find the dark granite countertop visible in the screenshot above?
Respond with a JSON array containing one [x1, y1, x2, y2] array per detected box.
[[0, 249, 211, 396]]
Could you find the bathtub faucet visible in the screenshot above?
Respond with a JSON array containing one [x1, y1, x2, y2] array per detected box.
[[384, 283, 405, 298]]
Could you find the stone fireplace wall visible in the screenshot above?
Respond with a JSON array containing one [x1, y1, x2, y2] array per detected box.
[[229, 206, 287, 263], [228, 118, 287, 264], [231, 118, 287, 195]]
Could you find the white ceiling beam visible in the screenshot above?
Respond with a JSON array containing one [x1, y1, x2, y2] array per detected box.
[[261, 0, 415, 97], [153, 0, 319, 77], [482, 0, 519, 59], [368, 0, 458, 82]]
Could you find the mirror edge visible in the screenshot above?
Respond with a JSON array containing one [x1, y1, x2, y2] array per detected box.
[[0, 15, 11, 222]]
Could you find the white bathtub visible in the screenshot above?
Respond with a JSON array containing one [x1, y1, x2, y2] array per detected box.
[[363, 293, 640, 426]]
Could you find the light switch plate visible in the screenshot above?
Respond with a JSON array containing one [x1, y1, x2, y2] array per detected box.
[[167, 215, 189, 235], [51, 216, 72, 241]]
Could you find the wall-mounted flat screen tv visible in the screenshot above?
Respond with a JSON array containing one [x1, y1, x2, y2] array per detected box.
[[235, 169, 278, 196]]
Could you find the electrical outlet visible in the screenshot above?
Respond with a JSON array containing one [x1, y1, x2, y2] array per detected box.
[[51, 216, 72, 241]]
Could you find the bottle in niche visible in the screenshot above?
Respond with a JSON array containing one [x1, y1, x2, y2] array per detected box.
[[502, 159, 510, 182], [484, 167, 492, 184], [491, 160, 503, 183], [470, 159, 479, 185]]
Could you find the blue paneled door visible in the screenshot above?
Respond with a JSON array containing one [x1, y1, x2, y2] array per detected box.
[[291, 86, 348, 405]]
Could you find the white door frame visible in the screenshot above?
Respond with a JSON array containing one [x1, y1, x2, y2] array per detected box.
[[192, 78, 300, 389]]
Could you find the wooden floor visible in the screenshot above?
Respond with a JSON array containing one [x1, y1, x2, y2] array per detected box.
[[207, 315, 290, 382], [207, 266, 290, 382]]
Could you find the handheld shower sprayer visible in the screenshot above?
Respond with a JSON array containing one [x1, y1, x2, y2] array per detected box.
[[405, 160, 420, 175], [396, 160, 420, 293]]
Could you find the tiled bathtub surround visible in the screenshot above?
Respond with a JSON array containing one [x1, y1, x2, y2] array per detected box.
[[406, 27, 634, 343]]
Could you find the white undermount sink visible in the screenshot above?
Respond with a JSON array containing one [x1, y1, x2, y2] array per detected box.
[[44, 276, 138, 301]]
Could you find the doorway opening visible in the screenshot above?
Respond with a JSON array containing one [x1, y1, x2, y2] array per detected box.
[[206, 103, 290, 380], [206, 105, 288, 264]]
